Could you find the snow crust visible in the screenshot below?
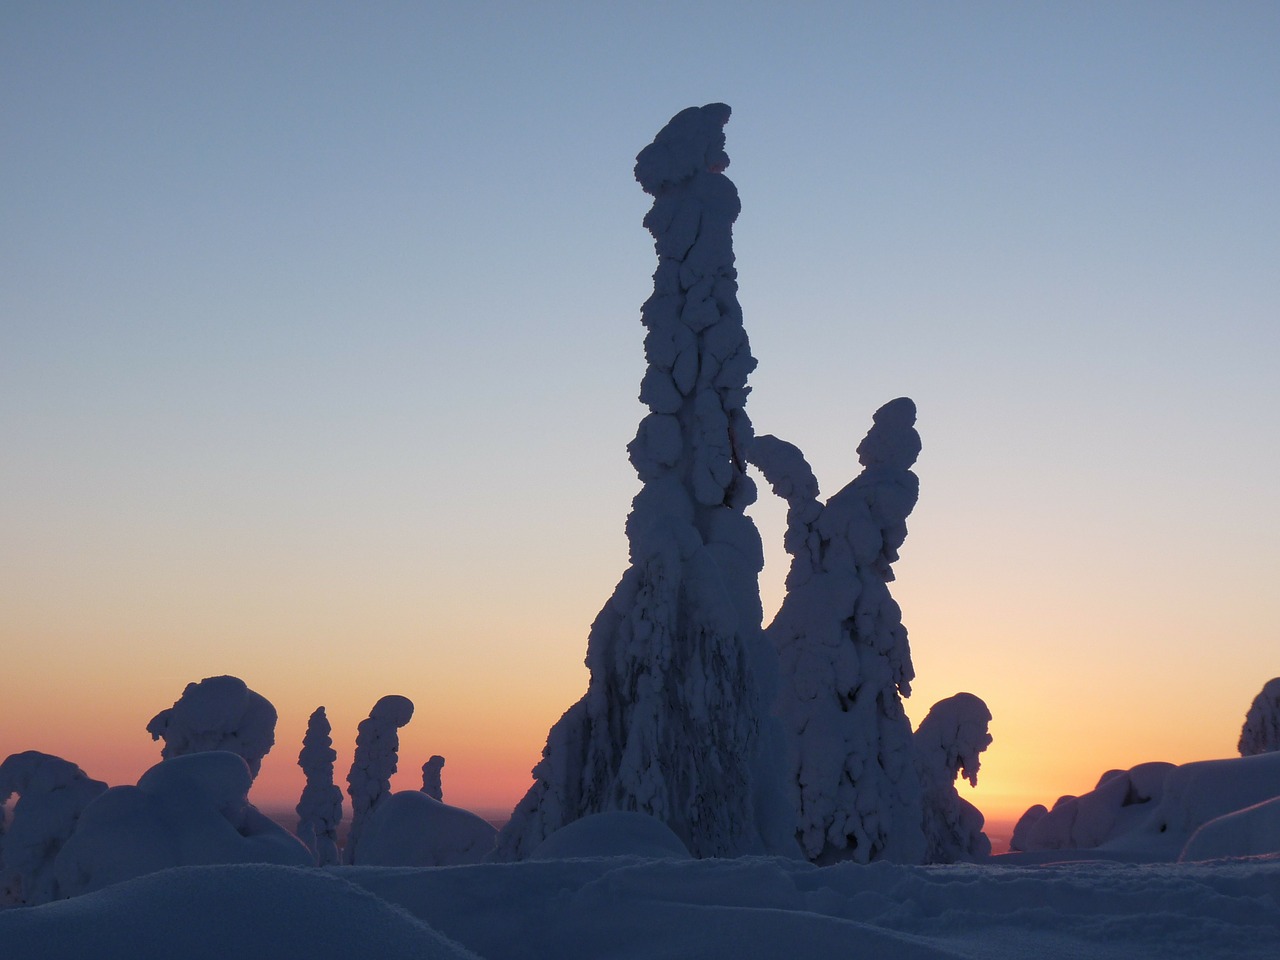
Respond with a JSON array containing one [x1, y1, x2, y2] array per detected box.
[[145, 675, 277, 778], [495, 104, 793, 861], [354, 791, 496, 866], [0, 752, 107, 905], [296, 706, 343, 865], [1240, 677, 1280, 757], [49, 752, 311, 899], [6, 855, 1277, 960], [752, 398, 926, 863]]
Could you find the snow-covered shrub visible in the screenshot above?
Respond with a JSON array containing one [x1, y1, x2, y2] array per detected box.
[[345, 694, 414, 864], [495, 104, 793, 861], [752, 399, 926, 864], [146, 675, 277, 778], [421, 755, 445, 801], [296, 706, 343, 866], [0, 752, 107, 905], [914, 692, 993, 862], [51, 751, 311, 898], [1239, 677, 1280, 757], [354, 791, 496, 866]]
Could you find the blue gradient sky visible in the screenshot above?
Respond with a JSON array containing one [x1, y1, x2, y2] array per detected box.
[[3, 2, 1278, 818]]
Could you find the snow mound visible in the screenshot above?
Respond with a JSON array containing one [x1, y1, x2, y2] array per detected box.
[[51, 751, 311, 898], [1180, 794, 1280, 861], [530, 811, 692, 860], [0, 863, 480, 960], [355, 791, 496, 866], [146, 675, 277, 778]]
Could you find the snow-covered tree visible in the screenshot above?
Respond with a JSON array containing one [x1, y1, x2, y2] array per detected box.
[[421, 755, 445, 802], [1239, 677, 1280, 757], [0, 752, 107, 905], [494, 104, 793, 860], [296, 706, 343, 866], [751, 398, 926, 863], [914, 692, 993, 863], [344, 694, 413, 864], [146, 675, 277, 778]]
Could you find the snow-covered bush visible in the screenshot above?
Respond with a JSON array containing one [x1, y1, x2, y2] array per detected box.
[[354, 791, 496, 866], [146, 675, 277, 778], [913, 693, 992, 862], [495, 104, 793, 861], [422, 755, 445, 801], [1238, 677, 1280, 757], [1010, 762, 1174, 853], [0, 752, 107, 905], [51, 751, 311, 898], [345, 694, 414, 864], [752, 399, 925, 864], [296, 706, 343, 866]]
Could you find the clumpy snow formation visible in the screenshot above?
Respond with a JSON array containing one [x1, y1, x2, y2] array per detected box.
[[354, 791, 496, 866], [1239, 677, 1280, 756], [344, 694, 414, 864], [0, 752, 107, 905], [146, 674, 277, 778], [296, 706, 343, 866], [913, 692, 993, 862], [530, 811, 692, 860], [50, 751, 311, 899], [1010, 762, 1175, 853], [422, 755, 445, 801], [495, 104, 793, 861], [750, 398, 925, 863]]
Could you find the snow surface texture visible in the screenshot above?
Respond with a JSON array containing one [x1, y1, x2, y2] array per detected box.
[[354, 790, 496, 866], [750, 398, 927, 863], [529, 811, 691, 860], [49, 751, 311, 900], [1240, 677, 1280, 756], [145, 674, 277, 778], [422, 754, 445, 800], [495, 103, 794, 861], [296, 706, 344, 866], [5, 856, 1277, 960], [344, 694, 414, 864], [1008, 751, 1280, 860], [0, 752, 107, 905], [914, 692, 993, 863]]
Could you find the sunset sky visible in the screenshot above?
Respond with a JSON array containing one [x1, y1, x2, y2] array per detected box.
[[3, 2, 1278, 826]]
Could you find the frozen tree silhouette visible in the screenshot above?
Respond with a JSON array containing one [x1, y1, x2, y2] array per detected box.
[[495, 104, 792, 860], [296, 707, 343, 866], [146, 675, 277, 779], [421, 756, 445, 801], [914, 692, 993, 863], [1239, 677, 1280, 756], [344, 695, 413, 864]]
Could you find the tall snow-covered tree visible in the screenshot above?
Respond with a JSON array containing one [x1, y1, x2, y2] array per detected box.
[[296, 706, 343, 866], [751, 398, 926, 863], [1239, 677, 1280, 756], [914, 692, 993, 863], [494, 104, 793, 860], [421, 755, 445, 801], [344, 694, 413, 865]]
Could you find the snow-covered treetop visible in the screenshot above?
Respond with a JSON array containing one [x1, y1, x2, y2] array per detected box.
[[914, 693, 993, 788], [1239, 677, 1280, 757], [633, 102, 732, 195], [146, 675, 277, 778], [856, 397, 921, 471]]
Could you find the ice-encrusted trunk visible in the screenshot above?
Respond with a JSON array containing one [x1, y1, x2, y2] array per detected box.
[[494, 104, 792, 860], [296, 706, 343, 866], [751, 398, 926, 863]]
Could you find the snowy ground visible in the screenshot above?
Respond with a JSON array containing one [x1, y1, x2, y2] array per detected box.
[[3, 854, 1277, 960]]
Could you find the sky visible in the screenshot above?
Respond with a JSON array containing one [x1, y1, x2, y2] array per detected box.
[[3, 1, 1278, 826]]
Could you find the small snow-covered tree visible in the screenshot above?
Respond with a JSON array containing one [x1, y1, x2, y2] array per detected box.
[[344, 695, 413, 864], [296, 706, 343, 866], [914, 692, 993, 863], [494, 104, 793, 860], [0, 751, 107, 905], [146, 675, 277, 778], [421, 755, 444, 801], [1238, 677, 1280, 757], [752, 398, 925, 863]]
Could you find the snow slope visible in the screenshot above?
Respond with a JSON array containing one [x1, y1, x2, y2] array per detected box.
[[2, 855, 1276, 960]]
